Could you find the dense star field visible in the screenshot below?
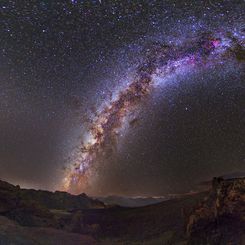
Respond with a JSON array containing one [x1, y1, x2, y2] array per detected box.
[[1, 0, 244, 196]]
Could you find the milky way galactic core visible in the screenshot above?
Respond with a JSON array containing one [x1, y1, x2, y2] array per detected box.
[[63, 30, 245, 194], [1, 0, 245, 195]]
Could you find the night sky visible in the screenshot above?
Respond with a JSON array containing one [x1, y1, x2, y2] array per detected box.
[[1, 0, 244, 196]]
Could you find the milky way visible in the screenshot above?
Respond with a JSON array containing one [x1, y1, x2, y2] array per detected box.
[[1, 0, 245, 195], [64, 30, 245, 194]]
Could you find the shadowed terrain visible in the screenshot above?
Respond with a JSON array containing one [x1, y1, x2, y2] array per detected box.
[[0, 177, 244, 244]]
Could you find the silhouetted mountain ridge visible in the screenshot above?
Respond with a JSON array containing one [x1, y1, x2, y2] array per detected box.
[[0, 179, 105, 212]]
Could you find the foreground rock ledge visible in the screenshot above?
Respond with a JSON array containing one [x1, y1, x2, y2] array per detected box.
[[187, 177, 245, 244]]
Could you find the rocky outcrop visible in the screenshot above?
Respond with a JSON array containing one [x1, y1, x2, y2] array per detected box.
[[187, 177, 245, 244]]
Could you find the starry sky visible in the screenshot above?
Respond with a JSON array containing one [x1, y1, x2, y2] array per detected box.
[[1, 0, 244, 196]]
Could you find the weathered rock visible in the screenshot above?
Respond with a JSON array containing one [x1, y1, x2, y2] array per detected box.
[[187, 177, 245, 244]]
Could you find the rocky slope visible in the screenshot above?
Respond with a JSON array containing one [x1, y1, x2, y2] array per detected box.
[[0, 179, 105, 228], [187, 177, 245, 244], [0, 179, 206, 244], [0, 177, 244, 244], [0, 215, 96, 245], [0, 180, 104, 211]]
